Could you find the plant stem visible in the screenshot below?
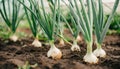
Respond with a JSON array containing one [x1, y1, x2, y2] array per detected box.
[[49, 40, 55, 48], [97, 43, 101, 49], [57, 34, 72, 46], [10, 31, 15, 35], [87, 42, 93, 54], [73, 39, 77, 45]]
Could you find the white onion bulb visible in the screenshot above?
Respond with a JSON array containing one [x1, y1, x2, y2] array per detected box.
[[59, 39, 65, 46], [10, 34, 18, 42], [71, 40, 80, 51], [93, 48, 106, 58], [47, 44, 62, 59], [32, 39, 42, 47], [83, 53, 98, 64]]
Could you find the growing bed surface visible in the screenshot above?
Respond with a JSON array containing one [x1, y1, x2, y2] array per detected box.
[[0, 34, 120, 69]]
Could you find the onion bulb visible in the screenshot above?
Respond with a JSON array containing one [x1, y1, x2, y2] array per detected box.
[[93, 44, 106, 58], [76, 35, 82, 42], [32, 38, 42, 47], [83, 42, 98, 64], [93, 48, 106, 58], [59, 39, 65, 46], [83, 53, 98, 64], [47, 41, 62, 59], [71, 40, 80, 51], [10, 34, 18, 42]]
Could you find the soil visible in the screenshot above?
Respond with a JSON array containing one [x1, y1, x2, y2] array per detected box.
[[0, 34, 120, 69]]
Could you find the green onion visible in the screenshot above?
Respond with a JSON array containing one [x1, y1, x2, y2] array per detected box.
[[60, 10, 81, 51], [18, 0, 62, 59], [47, 0, 66, 46], [68, 0, 98, 64], [92, 0, 119, 57], [41, 0, 62, 59], [23, 0, 42, 47], [70, 15, 81, 51], [71, 16, 80, 51], [0, 0, 24, 42]]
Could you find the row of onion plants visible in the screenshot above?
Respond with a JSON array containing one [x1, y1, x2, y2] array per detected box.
[[0, 0, 119, 64], [66, 0, 119, 64]]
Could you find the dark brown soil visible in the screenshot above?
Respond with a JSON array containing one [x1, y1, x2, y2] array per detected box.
[[0, 34, 120, 69]]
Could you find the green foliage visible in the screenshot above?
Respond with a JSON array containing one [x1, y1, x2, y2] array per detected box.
[[104, 14, 120, 34], [93, 0, 119, 44], [23, 0, 40, 38], [67, 0, 93, 43], [109, 14, 120, 30], [0, 25, 10, 39], [18, 0, 60, 41], [0, 0, 24, 33]]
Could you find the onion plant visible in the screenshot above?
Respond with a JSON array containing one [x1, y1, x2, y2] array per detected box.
[[67, 0, 98, 63], [47, 0, 66, 46], [18, 0, 62, 59], [92, 0, 119, 57], [67, 15, 81, 51], [0, 0, 24, 42], [23, 0, 42, 47], [60, 11, 81, 51], [62, 0, 82, 51]]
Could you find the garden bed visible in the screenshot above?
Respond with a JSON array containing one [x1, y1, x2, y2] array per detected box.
[[0, 34, 120, 69]]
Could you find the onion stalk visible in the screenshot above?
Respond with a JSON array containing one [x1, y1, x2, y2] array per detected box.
[[0, 0, 24, 42], [92, 0, 119, 58], [68, 0, 98, 63]]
